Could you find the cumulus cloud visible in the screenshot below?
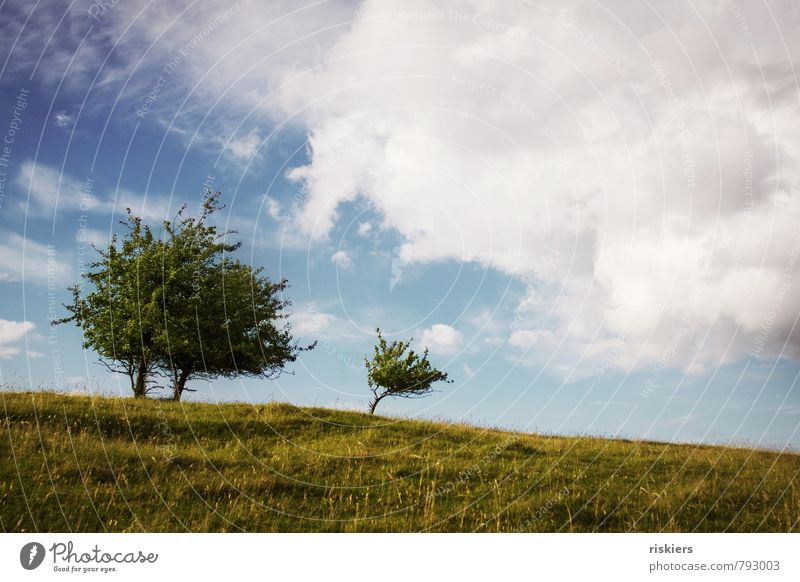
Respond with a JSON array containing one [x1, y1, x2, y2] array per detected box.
[[330, 250, 353, 270], [223, 130, 263, 161], [290, 304, 335, 337], [263, 196, 283, 220], [274, 0, 800, 375], [420, 324, 464, 355], [0, 319, 36, 359]]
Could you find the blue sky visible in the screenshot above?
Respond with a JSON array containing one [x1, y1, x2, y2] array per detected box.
[[1, 0, 799, 449]]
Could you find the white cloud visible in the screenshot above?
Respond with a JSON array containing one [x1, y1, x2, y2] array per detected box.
[[357, 222, 372, 236], [290, 304, 335, 337], [0, 233, 71, 285], [0, 319, 33, 344], [420, 324, 464, 355], [330, 250, 353, 270], [223, 130, 263, 161], [508, 329, 559, 350], [17, 160, 176, 222], [463, 363, 475, 377], [53, 110, 75, 129], [16, 159, 87, 216], [263, 196, 283, 220], [274, 0, 800, 375], [0, 319, 36, 359]]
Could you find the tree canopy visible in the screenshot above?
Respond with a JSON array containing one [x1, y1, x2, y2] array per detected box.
[[364, 328, 452, 414]]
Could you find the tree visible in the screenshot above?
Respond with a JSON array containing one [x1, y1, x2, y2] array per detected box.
[[58, 211, 163, 397], [154, 193, 315, 400], [60, 190, 313, 399], [158, 256, 310, 401], [364, 328, 452, 414]]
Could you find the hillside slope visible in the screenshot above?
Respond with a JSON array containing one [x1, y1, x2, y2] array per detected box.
[[1, 391, 798, 532]]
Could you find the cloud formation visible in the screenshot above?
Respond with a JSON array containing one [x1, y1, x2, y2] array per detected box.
[[274, 0, 800, 376], [290, 303, 336, 337], [0, 319, 36, 359], [420, 324, 464, 356], [5, 0, 799, 378], [330, 250, 353, 270], [52, 111, 75, 129], [0, 233, 70, 285]]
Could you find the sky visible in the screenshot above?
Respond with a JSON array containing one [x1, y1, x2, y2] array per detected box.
[[0, 0, 799, 449]]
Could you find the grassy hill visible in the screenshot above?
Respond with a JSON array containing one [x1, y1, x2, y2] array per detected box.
[[1, 391, 798, 532]]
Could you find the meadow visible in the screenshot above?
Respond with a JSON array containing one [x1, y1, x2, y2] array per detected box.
[[1, 391, 798, 532]]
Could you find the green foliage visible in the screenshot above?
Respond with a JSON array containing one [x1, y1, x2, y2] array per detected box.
[[364, 328, 451, 414], [3, 391, 799, 533], [58, 211, 163, 396], [59, 190, 311, 399], [150, 192, 312, 399]]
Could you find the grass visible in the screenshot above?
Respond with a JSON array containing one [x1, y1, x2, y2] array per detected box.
[[1, 390, 798, 532]]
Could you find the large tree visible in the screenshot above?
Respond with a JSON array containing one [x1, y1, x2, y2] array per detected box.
[[156, 197, 311, 399], [60, 190, 312, 399], [59, 211, 162, 397], [161, 259, 305, 400]]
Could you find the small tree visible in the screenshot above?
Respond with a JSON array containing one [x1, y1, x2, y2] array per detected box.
[[364, 328, 452, 414]]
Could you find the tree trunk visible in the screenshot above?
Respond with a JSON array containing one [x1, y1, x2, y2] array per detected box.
[[171, 368, 192, 401], [368, 393, 384, 415], [133, 366, 147, 398]]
